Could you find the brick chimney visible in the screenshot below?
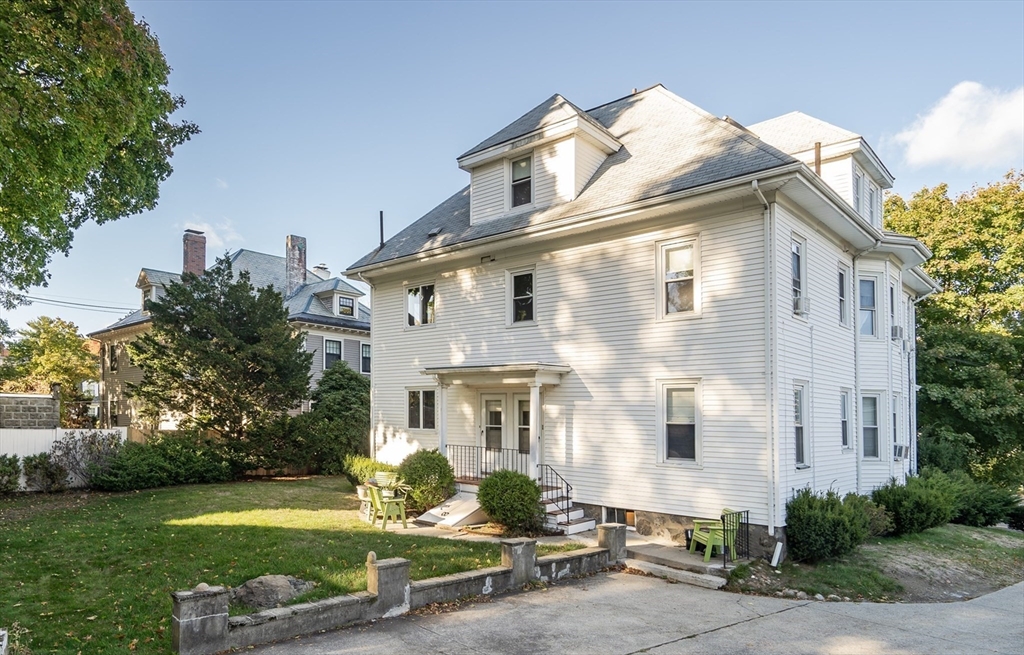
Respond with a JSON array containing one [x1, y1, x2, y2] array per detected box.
[[285, 235, 307, 297], [183, 229, 206, 276]]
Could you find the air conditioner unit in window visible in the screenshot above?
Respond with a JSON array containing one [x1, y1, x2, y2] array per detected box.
[[793, 296, 810, 315], [893, 444, 907, 460], [891, 325, 905, 340]]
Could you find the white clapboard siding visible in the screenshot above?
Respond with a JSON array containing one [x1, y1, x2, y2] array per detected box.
[[574, 136, 608, 197], [533, 137, 575, 207], [469, 159, 505, 224], [819, 157, 853, 207]]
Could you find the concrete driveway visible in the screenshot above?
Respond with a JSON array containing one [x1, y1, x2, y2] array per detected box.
[[251, 572, 1024, 655]]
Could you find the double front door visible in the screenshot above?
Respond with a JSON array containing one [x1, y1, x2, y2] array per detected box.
[[480, 392, 533, 474]]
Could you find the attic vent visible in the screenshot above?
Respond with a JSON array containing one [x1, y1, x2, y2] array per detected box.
[[428, 227, 442, 237]]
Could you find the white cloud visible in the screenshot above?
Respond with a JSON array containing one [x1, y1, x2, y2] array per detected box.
[[214, 177, 229, 189], [183, 218, 243, 250], [894, 81, 1024, 170]]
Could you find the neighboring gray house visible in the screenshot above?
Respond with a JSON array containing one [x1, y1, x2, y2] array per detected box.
[[89, 231, 370, 437]]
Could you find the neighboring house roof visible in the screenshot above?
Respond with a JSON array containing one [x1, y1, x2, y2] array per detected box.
[[349, 85, 798, 271], [91, 250, 370, 338], [746, 111, 860, 154]]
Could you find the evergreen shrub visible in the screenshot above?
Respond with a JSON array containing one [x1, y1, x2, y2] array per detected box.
[[478, 470, 544, 536], [0, 454, 20, 494], [397, 449, 455, 512], [22, 453, 69, 493], [785, 489, 870, 562]]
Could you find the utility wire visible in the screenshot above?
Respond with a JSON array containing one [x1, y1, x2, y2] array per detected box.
[[23, 297, 135, 314]]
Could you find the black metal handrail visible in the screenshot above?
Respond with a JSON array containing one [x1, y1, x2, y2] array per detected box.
[[540, 464, 572, 525], [446, 444, 531, 480], [721, 509, 750, 565]]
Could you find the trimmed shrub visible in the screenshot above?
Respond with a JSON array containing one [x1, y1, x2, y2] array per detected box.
[[1007, 504, 1024, 531], [90, 435, 233, 492], [0, 454, 20, 494], [921, 469, 1019, 527], [871, 476, 955, 536], [477, 470, 544, 536], [49, 430, 123, 487], [22, 453, 69, 493], [342, 454, 397, 487], [842, 492, 894, 538], [785, 489, 869, 562], [398, 450, 456, 512]]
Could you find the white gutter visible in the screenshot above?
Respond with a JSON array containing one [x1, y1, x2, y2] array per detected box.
[[753, 180, 779, 534]]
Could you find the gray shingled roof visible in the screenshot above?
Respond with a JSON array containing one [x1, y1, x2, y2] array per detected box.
[[747, 111, 860, 154], [350, 85, 798, 271], [460, 93, 619, 160], [139, 268, 181, 287]]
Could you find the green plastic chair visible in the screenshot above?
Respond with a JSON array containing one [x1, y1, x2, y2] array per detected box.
[[689, 508, 737, 562], [368, 485, 407, 530]]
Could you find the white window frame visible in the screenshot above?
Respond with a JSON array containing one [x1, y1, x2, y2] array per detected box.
[[889, 282, 898, 335], [655, 378, 703, 467], [868, 183, 877, 226], [656, 235, 702, 321], [853, 169, 862, 214], [859, 276, 878, 337], [862, 393, 881, 459], [794, 382, 808, 468], [324, 338, 342, 370], [840, 389, 851, 450], [506, 266, 537, 327], [838, 265, 851, 327], [791, 236, 807, 316], [337, 295, 355, 317], [892, 393, 901, 455], [507, 152, 534, 211], [404, 281, 436, 329], [360, 342, 371, 374], [406, 387, 437, 431]]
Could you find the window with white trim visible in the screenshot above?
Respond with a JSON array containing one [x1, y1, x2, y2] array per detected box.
[[406, 284, 435, 326], [868, 183, 878, 227], [325, 339, 342, 369], [510, 155, 532, 208], [840, 390, 850, 449], [337, 296, 354, 317], [889, 284, 897, 334], [862, 395, 879, 458], [794, 384, 807, 466], [657, 379, 701, 464], [407, 389, 436, 430], [853, 170, 862, 214], [892, 393, 901, 453], [791, 239, 804, 310], [510, 270, 534, 323], [657, 237, 700, 319], [859, 278, 876, 336], [360, 343, 371, 374], [838, 266, 850, 326]]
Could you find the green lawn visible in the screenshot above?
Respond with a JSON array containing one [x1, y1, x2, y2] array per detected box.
[[0, 477, 502, 654]]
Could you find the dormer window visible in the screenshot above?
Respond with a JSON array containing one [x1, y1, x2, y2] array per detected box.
[[511, 156, 532, 208], [337, 296, 354, 317]]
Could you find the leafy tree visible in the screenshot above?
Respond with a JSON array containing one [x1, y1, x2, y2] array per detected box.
[[127, 257, 311, 444], [886, 172, 1024, 487], [293, 361, 371, 473], [0, 316, 98, 425], [0, 0, 199, 334]]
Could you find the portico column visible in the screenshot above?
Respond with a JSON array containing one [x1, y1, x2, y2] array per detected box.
[[435, 380, 449, 459], [529, 381, 542, 481]]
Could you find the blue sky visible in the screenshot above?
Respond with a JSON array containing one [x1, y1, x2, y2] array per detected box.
[[4, 0, 1023, 336]]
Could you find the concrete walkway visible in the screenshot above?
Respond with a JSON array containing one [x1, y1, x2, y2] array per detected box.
[[250, 573, 1024, 655]]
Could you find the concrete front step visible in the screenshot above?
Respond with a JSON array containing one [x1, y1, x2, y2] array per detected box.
[[546, 508, 585, 523], [545, 517, 596, 535], [626, 543, 731, 579], [624, 559, 727, 590]]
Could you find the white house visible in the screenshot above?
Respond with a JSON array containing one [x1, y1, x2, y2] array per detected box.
[[345, 86, 938, 550]]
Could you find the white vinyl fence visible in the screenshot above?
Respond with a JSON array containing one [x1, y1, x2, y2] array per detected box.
[[0, 427, 127, 490]]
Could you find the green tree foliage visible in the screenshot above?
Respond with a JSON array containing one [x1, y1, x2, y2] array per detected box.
[[298, 361, 371, 472], [127, 257, 311, 443], [886, 172, 1024, 487], [0, 0, 199, 333], [0, 316, 98, 425]]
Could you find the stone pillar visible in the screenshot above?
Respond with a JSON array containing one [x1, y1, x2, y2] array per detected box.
[[598, 523, 627, 564], [171, 586, 229, 655], [501, 538, 537, 587], [365, 552, 410, 618]]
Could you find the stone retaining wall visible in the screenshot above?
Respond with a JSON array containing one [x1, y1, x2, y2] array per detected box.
[[0, 393, 60, 429], [171, 525, 627, 655]]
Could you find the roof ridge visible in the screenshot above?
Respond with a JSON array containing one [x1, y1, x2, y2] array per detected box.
[[584, 83, 665, 113]]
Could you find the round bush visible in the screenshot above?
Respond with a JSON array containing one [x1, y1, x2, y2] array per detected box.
[[22, 453, 69, 493], [785, 489, 869, 562], [397, 449, 455, 512], [871, 475, 954, 536], [477, 470, 544, 536]]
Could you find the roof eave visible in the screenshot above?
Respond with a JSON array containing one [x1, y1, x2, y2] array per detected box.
[[456, 115, 621, 171]]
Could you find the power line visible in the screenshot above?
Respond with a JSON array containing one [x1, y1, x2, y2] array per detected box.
[[23, 297, 134, 314], [25, 295, 134, 311]]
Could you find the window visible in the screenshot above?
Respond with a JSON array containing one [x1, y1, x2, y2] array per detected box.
[[657, 380, 701, 464], [862, 396, 879, 458], [325, 339, 342, 368], [511, 155, 532, 208], [659, 239, 698, 317], [859, 278, 876, 336], [794, 385, 807, 466], [108, 344, 119, 372], [408, 389, 436, 430], [840, 391, 850, 448], [791, 239, 806, 313], [868, 184, 877, 226], [854, 170, 863, 213], [892, 393, 900, 447], [838, 267, 850, 326], [337, 296, 354, 317], [361, 344, 371, 374], [511, 271, 534, 323], [889, 284, 897, 331], [605, 507, 636, 528], [407, 284, 435, 326]]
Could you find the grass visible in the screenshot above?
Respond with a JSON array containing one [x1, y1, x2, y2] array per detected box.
[[0, 477, 502, 654], [536, 542, 586, 556]]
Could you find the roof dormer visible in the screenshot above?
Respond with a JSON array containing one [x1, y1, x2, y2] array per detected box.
[[458, 94, 621, 225]]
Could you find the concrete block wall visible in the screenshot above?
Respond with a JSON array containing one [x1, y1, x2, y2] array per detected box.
[[171, 525, 627, 655], [0, 393, 60, 429]]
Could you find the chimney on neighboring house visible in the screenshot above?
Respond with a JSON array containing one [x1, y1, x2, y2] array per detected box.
[[183, 229, 207, 276], [285, 235, 307, 297], [312, 263, 330, 279]]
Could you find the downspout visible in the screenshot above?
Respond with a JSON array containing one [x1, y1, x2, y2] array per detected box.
[[852, 237, 882, 495], [358, 268, 378, 458], [753, 181, 778, 534]]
